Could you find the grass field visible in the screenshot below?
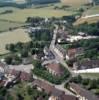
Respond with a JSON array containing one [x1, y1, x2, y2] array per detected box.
[[0, 28, 31, 54], [81, 73, 99, 79], [0, 7, 76, 22], [61, 0, 89, 6], [83, 6, 99, 16], [74, 16, 99, 25], [0, 20, 25, 32], [74, 6, 99, 25]]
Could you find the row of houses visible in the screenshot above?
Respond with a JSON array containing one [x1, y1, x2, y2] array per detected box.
[[54, 44, 84, 61], [69, 83, 99, 100], [32, 79, 99, 100], [32, 79, 78, 100], [0, 62, 32, 87]]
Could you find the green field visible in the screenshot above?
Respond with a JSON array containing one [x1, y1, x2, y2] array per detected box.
[[0, 7, 76, 22], [83, 6, 99, 16], [0, 6, 77, 31], [81, 73, 99, 79], [0, 20, 25, 32], [74, 16, 99, 25], [0, 28, 31, 55], [74, 6, 99, 25], [61, 0, 90, 6]]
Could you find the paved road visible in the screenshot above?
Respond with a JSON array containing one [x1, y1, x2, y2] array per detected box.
[[48, 25, 76, 95]]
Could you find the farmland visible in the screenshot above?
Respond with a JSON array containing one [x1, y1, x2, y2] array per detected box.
[[61, 0, 90, 6], [0, 7, 76, 22], [0, 20, 25, 32], [0, 28, 31, 55], [74, 6, 99, 25]]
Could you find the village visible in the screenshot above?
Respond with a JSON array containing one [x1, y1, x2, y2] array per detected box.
[[0, 15, 99, 100]]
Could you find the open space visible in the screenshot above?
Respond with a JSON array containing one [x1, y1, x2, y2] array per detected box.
[[0, 28, 31, 55], [61, 0, 90, 6], [74, 16, 99, 25], [0, 7, 76, 22], [81, 73, 99, 79], [74, 6, 99, 25], [0, 20, 25, 32]]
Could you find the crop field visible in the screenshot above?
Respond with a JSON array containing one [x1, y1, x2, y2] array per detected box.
[[74, 6, 99, 25], [0, 20, 25, 32], [0, 7, 76, 22], [74, 16, 99, 25], [0, 28, 31, 55], [61, 0, 89, 6], [83, 6, 99, 16]]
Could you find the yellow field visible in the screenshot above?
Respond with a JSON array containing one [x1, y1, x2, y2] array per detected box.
[[74, 6, 99, 25], [61, 0, 89, 6], [83, 6, 99, 16], [74, 16, 99, 25], [0, 28, 31, 54]]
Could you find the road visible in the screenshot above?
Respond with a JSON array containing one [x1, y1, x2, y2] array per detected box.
[[48, 24, 75, 95]]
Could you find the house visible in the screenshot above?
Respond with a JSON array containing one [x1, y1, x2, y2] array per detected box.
[[69, 83, 99, 100], [66, 48, 84, 60], [45, 62, 64, 77], [0, 62, 9, 73], [54, 44, 66, 59], [20, 71, 32, 82], [78, 32, 87, 37], [0, 62, 9, 80], [7, 69, 32, 82], [73, 59, 99, 70], [57, 29, 68, 43], [32, 79, 78, 100]]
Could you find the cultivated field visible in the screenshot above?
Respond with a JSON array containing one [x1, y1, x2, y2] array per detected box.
[[0, 28, 31, 54], [74, 6, 99, 25], [61, 0, 90, 6], [83, 6, 99, 16], [0, 7, 76, 22], [0, 20, 25, 32]]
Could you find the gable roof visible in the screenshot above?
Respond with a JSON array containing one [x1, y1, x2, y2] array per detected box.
[[32, 79, 77, 100], [77, 59, 99, 70], [46, 63, 64, 75], [67, 47, 84, 57], [70, 83, 99, 100]]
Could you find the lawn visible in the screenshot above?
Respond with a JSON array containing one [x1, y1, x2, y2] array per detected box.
[[0, 28, 31, 55], [60, 44, 71, 50], [80, 73, 99, 79]]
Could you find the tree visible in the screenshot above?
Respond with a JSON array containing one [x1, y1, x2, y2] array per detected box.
[[32, 60, 42, 68], [21, 50, 28, 58], [5, 56, 12, 65], [6, 44, 15, 52]]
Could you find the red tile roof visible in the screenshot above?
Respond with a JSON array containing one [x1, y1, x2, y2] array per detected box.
[[46, 63, 64, 76], [70, 83, 99, 100], [32, 79, 77, 100]]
